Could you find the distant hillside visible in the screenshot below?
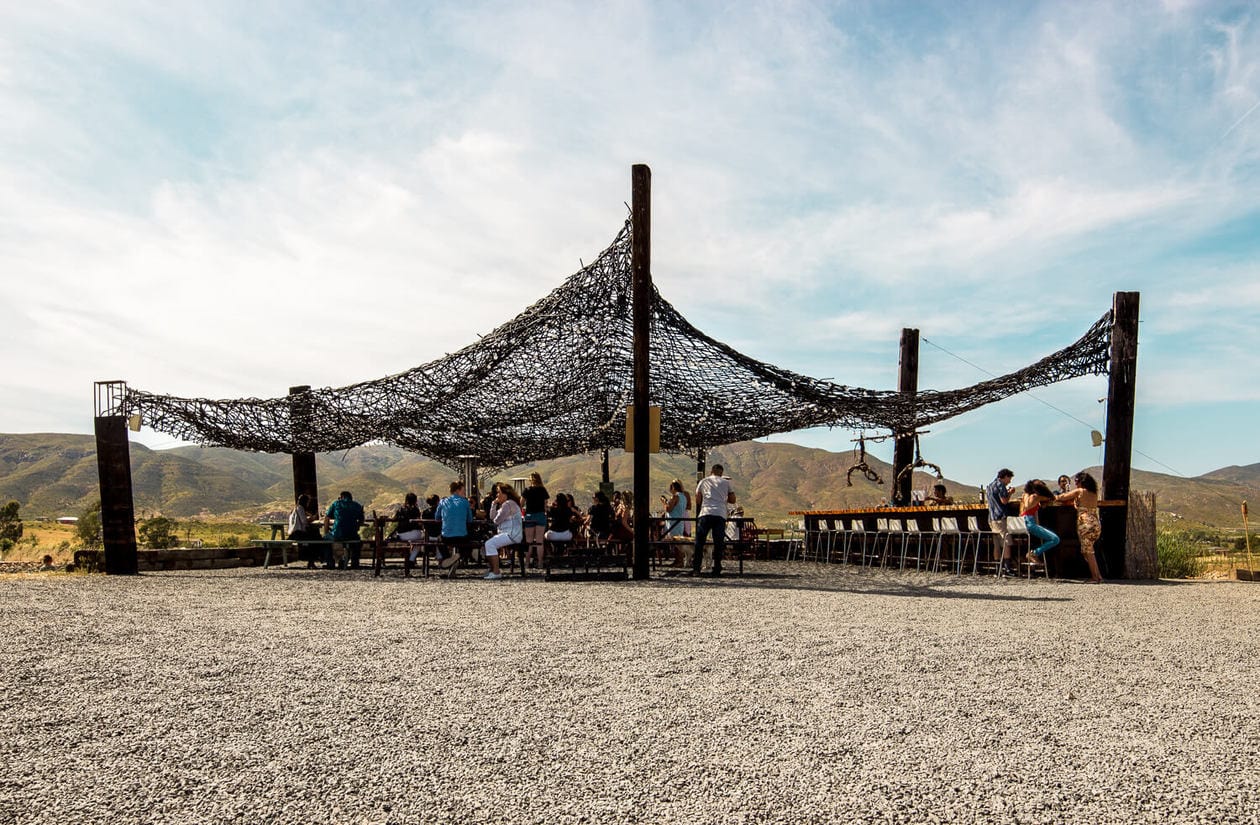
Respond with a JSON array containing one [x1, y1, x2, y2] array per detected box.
[[1, 433, 1256, 529]]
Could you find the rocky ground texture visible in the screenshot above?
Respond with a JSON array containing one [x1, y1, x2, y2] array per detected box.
[[2, 563, 1258, 824]]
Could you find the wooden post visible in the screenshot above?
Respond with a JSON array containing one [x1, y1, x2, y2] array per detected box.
[[696, 448, 706, 486], [93, 382, 137, 575], [601, 449, 610, 484], [891, 328, 919, 507], [631, 163, 652, 580], [289, 386, 319, 519], [1102, 291, 1140, 577]]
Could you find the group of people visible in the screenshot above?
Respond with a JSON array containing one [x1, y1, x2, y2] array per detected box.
[[281, 464, 741, 580], [986, 468, 1105, 583]]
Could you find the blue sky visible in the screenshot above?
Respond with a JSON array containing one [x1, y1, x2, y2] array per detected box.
[[1, 0, 1257, 487]]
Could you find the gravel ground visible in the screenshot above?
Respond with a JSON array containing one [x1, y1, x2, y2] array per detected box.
[[2, 563, 1258, 825]]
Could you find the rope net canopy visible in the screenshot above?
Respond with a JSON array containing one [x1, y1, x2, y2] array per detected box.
[[119, 219, 1113, 470]]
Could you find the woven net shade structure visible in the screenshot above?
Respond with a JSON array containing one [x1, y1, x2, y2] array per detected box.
[[119, 219, 1113, 471]]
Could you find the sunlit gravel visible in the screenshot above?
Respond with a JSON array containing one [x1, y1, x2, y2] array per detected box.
[[2, 564, 1258, 824]]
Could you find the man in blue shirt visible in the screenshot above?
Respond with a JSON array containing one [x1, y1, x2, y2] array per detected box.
[[324, 490, 366, 570], [986, 469, 1016, 577], [436, 480, 474, 573]]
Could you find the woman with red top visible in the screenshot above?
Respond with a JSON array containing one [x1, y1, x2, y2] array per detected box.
[[1020, 479, 1060, 564]]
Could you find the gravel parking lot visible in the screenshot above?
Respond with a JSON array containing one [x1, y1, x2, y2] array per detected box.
[[2, 564, 1258, 824]]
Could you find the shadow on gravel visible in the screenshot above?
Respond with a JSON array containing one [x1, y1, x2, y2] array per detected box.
[[646, 570, 1073, 602]]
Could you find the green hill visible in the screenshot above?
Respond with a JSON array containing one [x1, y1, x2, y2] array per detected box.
[[1, 433, 1256, 529]]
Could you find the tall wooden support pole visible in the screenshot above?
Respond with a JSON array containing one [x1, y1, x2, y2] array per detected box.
[[891, 328, 920, 506], [601, 449, 610, 484], [696, 449, 706, 485], [631, 163, 652, 580], [1102, 291, 1140, 577], [93, 382, 137, 574], [289, 386, 320, 518]]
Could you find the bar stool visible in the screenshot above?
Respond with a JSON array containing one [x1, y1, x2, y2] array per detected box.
[[876, 518, 904, 568], [901, 519, 928, 570], [928, 517, 961, 573], [961, 516, 997, 575], [785, 520, 805, 562]]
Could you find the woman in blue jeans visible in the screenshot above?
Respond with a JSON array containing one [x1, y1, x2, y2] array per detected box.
[[1020, 480, 1060, 563]]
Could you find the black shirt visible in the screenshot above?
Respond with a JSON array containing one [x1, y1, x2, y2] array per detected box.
[[522, 485, 550, 515]]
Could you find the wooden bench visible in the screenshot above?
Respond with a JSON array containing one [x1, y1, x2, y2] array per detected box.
[[544, 539, 629, 581], [250, 539, 338, 569]]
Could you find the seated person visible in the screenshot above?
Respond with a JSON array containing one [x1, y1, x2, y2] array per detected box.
[[38, 554, 56, 571], [420, 494, 441, 539], [435, 480, 474, 570], [393, 493, 424, 540], [482, 485, 523, 580], [287, 493, 322, 539], [545, 493, 575, 544], [287, 493, 323, 569], [323, 490, 365, 570], [924, 484, 954, 506], [587, 491, 614, 542]]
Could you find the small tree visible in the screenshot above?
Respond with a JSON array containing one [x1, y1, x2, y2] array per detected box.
[[0, 501, 23, 543], [76, 502, 103, 548], [138, 516, 179, 550]]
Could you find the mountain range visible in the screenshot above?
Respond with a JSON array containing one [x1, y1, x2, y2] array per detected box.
[[1, 433, 1256, 529]]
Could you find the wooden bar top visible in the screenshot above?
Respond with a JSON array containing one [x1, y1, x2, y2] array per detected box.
[[789, 500, 1125, 516]]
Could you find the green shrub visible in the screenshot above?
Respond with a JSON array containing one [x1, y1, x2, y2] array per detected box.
[[0, 501, 23, 542], [1157, 532, 1206, 579], [221, 534, 241, 548], [1233, 534, 1260, 552], [138, 516, 179, 549], [76, 503, 102, 548]]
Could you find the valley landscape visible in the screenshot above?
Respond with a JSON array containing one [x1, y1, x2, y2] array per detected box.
[[1, 432, 1256, 531]]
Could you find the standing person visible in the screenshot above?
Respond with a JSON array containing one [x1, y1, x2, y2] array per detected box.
[[661, 479, 691, 568], [436, 480, 474, 573], [521, 473, 549, 568], [323, 490, 366, 570], [987, 469, 1017, 577], [287, 493, 322, 568], [1021, 480, 1060, 564], [694, 464, 736, 577], [1056, 475, 1073, 495], [482, 485, 523, 580], [1056, 471, 1105, 583]]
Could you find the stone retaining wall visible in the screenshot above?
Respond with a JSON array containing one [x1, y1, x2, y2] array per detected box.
[[138, 546, 270, 571]]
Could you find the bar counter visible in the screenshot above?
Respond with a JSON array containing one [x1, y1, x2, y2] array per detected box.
[[789, 501, 1126, 578]]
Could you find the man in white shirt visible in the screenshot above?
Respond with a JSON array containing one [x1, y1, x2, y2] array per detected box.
[[694, 464, 736, 577]]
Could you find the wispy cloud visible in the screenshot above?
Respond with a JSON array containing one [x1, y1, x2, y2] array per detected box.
[[1, 1, 1258, 478]]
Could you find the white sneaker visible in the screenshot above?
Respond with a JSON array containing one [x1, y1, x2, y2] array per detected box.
[[483, 572, 502, 580]]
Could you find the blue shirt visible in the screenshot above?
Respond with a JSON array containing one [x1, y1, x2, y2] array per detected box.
[[326, 498, 365, 541], [437, 494, 473, 538], [986, 478, 1011, 522]]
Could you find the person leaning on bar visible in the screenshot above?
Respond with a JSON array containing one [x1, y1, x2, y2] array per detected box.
[[986, 469, 1017, 577]]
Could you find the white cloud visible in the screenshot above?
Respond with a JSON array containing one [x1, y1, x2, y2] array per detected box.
[[0, 1, 1258, 481]]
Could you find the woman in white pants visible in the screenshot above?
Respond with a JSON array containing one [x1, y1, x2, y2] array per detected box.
[[483, 485, 523, 580]]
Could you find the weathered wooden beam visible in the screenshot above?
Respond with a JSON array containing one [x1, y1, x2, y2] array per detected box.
[[631, 163, 652, 580], [289, 386, 319, 518], [1102, 291, 1140, 577], [891, 328, 920, 506], [95, 414, 138, 575]]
